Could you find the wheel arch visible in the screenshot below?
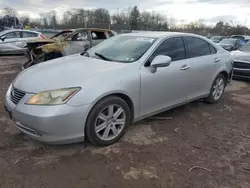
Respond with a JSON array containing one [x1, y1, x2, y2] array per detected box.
[[87, 92, 135, 124], [218, 70, 229, 85]]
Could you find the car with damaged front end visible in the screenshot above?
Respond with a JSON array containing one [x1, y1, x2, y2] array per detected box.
[[22, 28, 117, 70]]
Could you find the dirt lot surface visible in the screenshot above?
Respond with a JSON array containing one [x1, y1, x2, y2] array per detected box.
[[0, 56, 250, 188]]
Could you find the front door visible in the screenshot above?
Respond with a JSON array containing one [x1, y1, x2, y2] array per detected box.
[[1, 31, 21, 45], [63, 30, 91, 56], [140, 37, 189, 116]]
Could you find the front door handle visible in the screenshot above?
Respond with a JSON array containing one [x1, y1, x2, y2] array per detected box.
[[180, 65, 190, 71], [214, 57, 220, 63]]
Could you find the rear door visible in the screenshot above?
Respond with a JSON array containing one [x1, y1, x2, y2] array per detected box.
[[19, 31, 39, 48], [183, 36, 219, 99]]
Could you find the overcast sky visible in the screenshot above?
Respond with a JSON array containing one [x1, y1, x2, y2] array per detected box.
[[0, 0, 250, 26]]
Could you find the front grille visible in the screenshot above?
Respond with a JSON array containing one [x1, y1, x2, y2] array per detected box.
[[234, 61, 250, 69], [10, 87, 26, 105]]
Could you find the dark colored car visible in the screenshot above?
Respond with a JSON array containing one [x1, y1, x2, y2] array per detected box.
[[230, 42, 250, 80], [218, 38, 241, 51], [210, 36, 226, 43]]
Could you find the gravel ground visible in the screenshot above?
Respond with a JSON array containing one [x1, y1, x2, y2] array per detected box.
[[0, 56, 250, 188]]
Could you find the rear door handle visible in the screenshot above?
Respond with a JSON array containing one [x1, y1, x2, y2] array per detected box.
[[214, 57, 220, 63], [180, 65, 190, 71]]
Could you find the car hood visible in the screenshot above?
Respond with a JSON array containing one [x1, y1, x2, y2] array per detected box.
[[230, 50, 250, 62], [27, 38, 58, 44], [13, 54, 126, 93]]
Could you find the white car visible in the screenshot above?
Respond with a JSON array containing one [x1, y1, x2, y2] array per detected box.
[[0, 29, 45, 55]]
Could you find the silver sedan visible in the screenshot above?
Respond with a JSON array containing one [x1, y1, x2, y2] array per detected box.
[[0, 29, 43, 55], [5, 32, 233, 146]]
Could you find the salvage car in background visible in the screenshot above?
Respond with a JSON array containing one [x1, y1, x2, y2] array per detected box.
[[231, 42, 250, 80], [218, 38, 241, 51], [0, 29, 44, 55], [210, 36, 226, 43], [22, 28, 117, 69], [5, 32, 233, 146]]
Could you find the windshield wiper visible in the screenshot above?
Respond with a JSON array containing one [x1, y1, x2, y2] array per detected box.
[[95, 52, 112, 61], [80, 51, 89, 57]]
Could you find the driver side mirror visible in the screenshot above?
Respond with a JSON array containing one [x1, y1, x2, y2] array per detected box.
[[0, 36, 6, 41], [150, 55, 172, 72]]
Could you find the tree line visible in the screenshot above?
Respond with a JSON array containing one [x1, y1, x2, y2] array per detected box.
[[2, 6, 250, 36]]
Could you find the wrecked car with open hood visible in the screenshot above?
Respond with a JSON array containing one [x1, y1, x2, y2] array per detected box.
[[22, 28, 117, 69]]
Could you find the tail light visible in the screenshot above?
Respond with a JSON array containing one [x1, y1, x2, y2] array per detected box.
[[39, 34, 45, 39]]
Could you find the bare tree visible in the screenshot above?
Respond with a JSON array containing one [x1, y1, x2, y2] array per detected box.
[[3, 7, 17, 27]]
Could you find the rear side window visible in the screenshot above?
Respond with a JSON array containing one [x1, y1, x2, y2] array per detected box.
[[209, 44, 217, 54], [148, 37, 185, 63], [185, 36, 210, 58], [22, 32, 38, 38]]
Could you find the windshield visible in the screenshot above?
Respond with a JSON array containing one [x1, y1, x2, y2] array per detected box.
[[87, 35, 157, 63], [239, 42, 250, 52], [219, 39, 236, 44]]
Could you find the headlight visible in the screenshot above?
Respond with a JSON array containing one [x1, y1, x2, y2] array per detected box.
[[25, 87, 81, 105]]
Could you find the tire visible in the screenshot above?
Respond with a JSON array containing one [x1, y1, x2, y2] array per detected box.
[[85, 96, 131, 146], [205, 74, 226, 104]]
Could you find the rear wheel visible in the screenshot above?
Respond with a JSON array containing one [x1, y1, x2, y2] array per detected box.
[[85, 96, 131, 146], [205, 74, 226, 104]]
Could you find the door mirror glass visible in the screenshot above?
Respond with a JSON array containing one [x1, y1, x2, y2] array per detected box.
[[0, 36, 6, 41], [151, 55, 172, 68]]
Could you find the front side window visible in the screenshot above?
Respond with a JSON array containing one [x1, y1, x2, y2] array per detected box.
[[148, 37, 186, 64], [87, 35, 157, 63], [185, 36, 210, 58], [4, 31, 21, 39], [67, 31, 88, 41]]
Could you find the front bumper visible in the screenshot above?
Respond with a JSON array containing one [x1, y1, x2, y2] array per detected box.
[[233, 68, 250, 80], [4, 86, 92, 144], [22, 50, 37, 70]]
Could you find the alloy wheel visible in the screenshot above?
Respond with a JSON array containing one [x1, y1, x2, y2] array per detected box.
[[95, 104, 126, 141], [212, 77, 225, 100]]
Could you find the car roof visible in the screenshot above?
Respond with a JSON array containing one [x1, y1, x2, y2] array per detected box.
[[119, 31, 205, 39], [0, 29, 40, 34], [74, 28, 113, 32]]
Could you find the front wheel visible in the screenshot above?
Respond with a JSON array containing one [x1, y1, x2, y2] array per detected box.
[[85, 96, 131, 146], [205, 74, 226, 104]]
